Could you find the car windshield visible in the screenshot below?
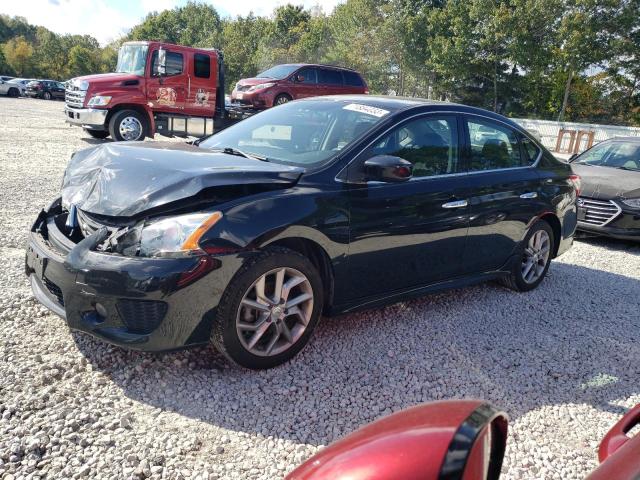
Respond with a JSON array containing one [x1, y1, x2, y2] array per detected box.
[[116, 44, 149, 76], [256, 65, 299, 79], [200, 100, 392, 167], [574, 141, 640, 170]]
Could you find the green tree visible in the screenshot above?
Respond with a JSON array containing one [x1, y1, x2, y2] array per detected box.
[[3, 36, 34, 76]]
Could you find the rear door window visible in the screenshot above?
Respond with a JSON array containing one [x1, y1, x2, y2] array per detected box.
[[343, 71, 364, 87], [193, 53, 210, 78], [318, 68, 343, 86], [466, 118, 524, 170]]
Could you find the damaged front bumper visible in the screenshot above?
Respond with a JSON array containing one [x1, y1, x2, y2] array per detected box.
[[25, 200, 246, 351]]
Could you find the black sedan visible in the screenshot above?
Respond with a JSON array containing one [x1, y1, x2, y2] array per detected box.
[[25, 80, 65, 100], [25, 96, 579, 369], [571, 137, 640, 241]]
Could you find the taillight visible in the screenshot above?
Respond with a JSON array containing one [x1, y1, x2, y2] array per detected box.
[[364, 88, 370, 94], [569, 174, 581, 196]]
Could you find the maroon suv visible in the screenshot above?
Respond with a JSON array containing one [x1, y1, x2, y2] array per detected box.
[[231, 64, 368, 109]]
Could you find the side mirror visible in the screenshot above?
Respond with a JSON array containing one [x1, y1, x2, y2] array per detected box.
[[364, 155, 413, 183], [295, 74, 305, 83], [156, 48, 166, 76], [286, 401, 508, 480]]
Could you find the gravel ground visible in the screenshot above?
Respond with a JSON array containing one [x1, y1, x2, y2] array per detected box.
[[1, 96, 639, 480]]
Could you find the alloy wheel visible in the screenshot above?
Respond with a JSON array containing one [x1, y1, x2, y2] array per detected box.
[[236, 267, 313, 357], [119, 116, 143, 141], [275, 96, 290, 105], [521, 229, 551, 284]]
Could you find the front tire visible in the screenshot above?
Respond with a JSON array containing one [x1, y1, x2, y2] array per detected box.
[[84, 129, 110, 139], [211, 247, 323, 369], [43, 91, 52, 100], [273, 94, 292, 106], [108, 109, 147, 141], [500, 220, 554, 292]]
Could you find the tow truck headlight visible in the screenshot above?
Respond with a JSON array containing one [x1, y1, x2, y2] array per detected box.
[[248, 82, 275, 92], [87, 95, 112, 107], [621, 198, 640, 209], [135, 212, 223, 257]]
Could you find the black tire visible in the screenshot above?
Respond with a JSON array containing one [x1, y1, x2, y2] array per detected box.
[[211, 247, 324, 369], [108, 109, 147, 142], [84, 129, 110, 139], [7, 88, 19, 98], [43, 91, 52, 100], [500, 220, 555, 292], [273, 94, 292, 106]]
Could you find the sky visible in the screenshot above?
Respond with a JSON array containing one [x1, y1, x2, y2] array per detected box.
[[1, 0, 344, 46]]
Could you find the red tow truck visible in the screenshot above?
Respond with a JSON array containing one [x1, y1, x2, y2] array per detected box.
[[64, 41, 247, 141]]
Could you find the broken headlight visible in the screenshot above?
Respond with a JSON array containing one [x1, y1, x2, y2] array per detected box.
[[114, 212, 223, 258]]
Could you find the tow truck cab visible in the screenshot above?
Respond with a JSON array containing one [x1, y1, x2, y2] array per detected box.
[[64, 41, 242, 141]]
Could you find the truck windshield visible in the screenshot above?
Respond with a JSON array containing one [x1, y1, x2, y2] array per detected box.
[[256, 65, 299, 79], [116, 44, 149, 76], [200, 99, 393, 168]]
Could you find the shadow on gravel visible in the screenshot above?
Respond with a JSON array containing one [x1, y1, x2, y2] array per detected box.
[[73, 242, 640, 447], [81, 137, 113, 145], [575, 234, 640, 256]]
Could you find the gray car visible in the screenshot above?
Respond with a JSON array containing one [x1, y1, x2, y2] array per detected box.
[[570, 137, 640, 241]]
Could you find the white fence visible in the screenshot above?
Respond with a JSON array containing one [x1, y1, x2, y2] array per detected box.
[[512, 118, 640, 153]]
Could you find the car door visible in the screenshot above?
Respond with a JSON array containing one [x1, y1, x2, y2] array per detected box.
[[146, 48, 187, 112], [53, 82, 66, 99], [288, 67, 318, 100], [346, 113, 470, 298], [461, 115, 543, 274], [317, 68, 345, 96], [184, 52, 216, 117]]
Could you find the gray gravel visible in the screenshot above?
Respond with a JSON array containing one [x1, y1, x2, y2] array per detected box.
[[1, 97, 640, 480]]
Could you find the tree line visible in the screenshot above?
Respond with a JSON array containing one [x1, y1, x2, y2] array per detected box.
[[1, 0, 639, 125]]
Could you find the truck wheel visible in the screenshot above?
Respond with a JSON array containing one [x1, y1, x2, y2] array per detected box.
[[109, 110, 147, 142], [274, 94, 292, 106], [84, 129, 109, 139], [7, 88, 19, 98], [43, 92, 52, 100]]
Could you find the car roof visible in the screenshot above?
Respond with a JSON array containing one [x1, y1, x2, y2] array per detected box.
[[273, 63, 360, 73], [309, 94, 523, 127]]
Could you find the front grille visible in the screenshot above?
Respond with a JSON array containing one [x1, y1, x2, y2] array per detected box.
[[116, 299, 168, 334], [578, 197, 621, 226], [77, 209, 104, 237], [65, 89, 86, 108], [43, 276, 64, 306]]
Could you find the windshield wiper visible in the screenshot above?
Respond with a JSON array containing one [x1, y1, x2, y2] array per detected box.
[[211, 147, 269, 162]]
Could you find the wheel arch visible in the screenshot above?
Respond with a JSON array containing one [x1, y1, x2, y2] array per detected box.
[[106, 104, 154, 136], [536, 213, 562, 258], [263, 237, 335, 313]]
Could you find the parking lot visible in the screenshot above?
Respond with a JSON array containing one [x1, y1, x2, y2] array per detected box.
[[1, 96, 639, 479]]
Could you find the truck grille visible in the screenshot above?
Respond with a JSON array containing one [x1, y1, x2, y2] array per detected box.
[[577, 197, 621, 226], [65, 88, 86, 108]]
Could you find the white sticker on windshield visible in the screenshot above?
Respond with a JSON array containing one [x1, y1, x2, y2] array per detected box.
[[343, 103, 390, 118]]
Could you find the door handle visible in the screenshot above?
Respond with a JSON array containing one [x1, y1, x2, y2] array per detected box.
[[442, 199, 468, 209], [519, 192, 538, 199]]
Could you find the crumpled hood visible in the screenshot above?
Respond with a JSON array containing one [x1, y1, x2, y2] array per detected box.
[[61, 142, 304, 217], [571, 163, 640, 199]]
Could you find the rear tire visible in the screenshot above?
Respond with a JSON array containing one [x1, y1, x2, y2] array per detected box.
[[211, 247, 323, 369], [108, 109, 147, 142], [273, 94, 292, 106], [500, 220, 555, 292], [84, 129, 109, 139], [43, 92, 52, 100], [7, 88, 19, 98]]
